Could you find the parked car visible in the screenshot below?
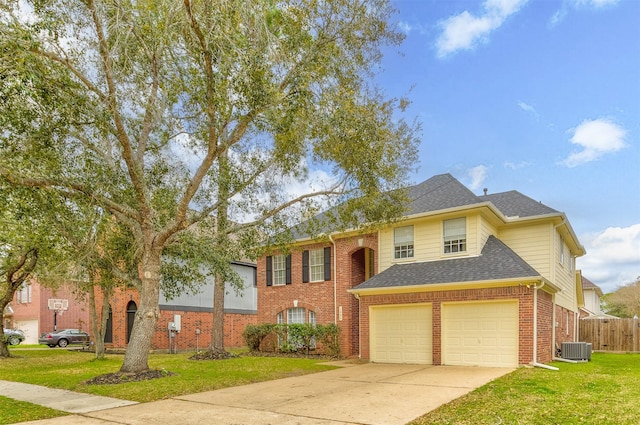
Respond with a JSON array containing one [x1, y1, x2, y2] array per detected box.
[[38, 329, 90, 348], [3, 328, 25, 346]]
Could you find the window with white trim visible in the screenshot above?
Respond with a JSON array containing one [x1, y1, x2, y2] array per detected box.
[[309, 249, 324, 282], [394, 226, 414, 259], [273, 254, 286, 286], [287, 307, 306, 324], [558, 234, 565, 265], [443, 217, 466, 253]]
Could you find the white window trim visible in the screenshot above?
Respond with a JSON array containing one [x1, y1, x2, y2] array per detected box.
[[272, 254, 286, 286], [309, 249, 324, 282], [394, 225, 414, 259], [443, 217, 466, 254]]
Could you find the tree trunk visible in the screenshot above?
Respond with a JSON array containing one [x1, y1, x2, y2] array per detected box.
[[0, 284, 14, 357], [88, 284, 103, 358], [207, 148, 230, 355], [208, 273, 226, 353], [89, 282, 112, 360], [0, 248, 37, 358], [120, 250, 162, 373]]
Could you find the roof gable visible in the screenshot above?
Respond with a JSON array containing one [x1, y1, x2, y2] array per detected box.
[[406, 173, 481, 215], [478, 191, 558, 218], [353, 235, 541, 290]]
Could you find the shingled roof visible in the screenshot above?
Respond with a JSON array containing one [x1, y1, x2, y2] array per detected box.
[[479, 190, 559, 218], [407, 173, 558, 218], [352, 236, 542, 290], [292, 173, 561, 239]]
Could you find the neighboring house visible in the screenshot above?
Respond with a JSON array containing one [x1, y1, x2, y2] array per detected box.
[[580, 276, 604, 318], [6, 261, 257, 350], [7, 281, 90, 344], [95, 261, 257, 350], [257, 173, 586, 367]]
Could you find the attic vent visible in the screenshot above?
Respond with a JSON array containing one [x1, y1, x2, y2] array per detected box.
[[483, 188, 488, 195], [561, 342, 592, 361]]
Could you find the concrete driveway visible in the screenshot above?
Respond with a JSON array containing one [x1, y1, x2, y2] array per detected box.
[[26, 362, 513, 425]]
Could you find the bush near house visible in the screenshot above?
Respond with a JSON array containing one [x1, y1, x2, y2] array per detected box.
[[243, 323, 341, 357]]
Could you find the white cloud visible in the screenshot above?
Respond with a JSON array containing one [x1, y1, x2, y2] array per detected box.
[[550, 0, 620, 25], [561, 118, 627, 167], [574, 0, 620, 7], [397, 20, 428, 36], [578, 224, 640, 293], [517, 101, 535, 113], [517, 100, 539, 120], [435, 0, 529, 58], [467, 165, 488, 190], [504, 160, 531, 170]]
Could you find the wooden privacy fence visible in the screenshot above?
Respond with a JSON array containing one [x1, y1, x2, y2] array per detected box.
[[580, 318, 640, 352]]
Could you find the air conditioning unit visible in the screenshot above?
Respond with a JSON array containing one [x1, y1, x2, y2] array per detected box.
[[561, 342, 591, 361]]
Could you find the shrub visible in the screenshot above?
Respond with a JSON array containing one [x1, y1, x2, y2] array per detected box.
[[242, 324, 276, 351], [244, 323, 341, 357]]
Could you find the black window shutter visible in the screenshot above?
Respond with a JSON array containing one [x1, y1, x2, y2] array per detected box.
[[266, 256, 272, 286], [285, 254, 292, 285], [324, 247, 331, 281], [302, 250, 309, 283]]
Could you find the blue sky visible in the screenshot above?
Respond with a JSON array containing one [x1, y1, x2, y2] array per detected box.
[[374, 0, 640, 293]]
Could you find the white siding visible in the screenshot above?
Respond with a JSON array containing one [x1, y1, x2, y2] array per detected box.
[[379, 214, 480, 271], [553, 234, 578, 311], [497, 223, 552, 279]]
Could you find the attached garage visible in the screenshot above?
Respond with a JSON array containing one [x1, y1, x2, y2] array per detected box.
[[442, 300, 518, 367], [370, 304, 432, 364]]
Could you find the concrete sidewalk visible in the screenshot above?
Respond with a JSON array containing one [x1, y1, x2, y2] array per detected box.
[[9, 362, 513, 425], [0, 380, 137, 413]]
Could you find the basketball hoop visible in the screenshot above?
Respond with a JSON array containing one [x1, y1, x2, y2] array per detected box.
[[48, 298, 69, 312], [48, 299, 69, 330]]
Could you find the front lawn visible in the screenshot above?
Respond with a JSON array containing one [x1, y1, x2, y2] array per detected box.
[[0, 396, 66, 424], [410, 353, 640, 425], [0, 349, 336, 403], [2, 351, 638, 425]]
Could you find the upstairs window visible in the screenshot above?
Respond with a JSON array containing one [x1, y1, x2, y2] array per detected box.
[[444, 218, 466, 254], [266, 254, 291, 286], [302, 247, 331, 282], [309, 249, 325, 282], [273, 255, 287, 286], [394, 226, 414, 259]]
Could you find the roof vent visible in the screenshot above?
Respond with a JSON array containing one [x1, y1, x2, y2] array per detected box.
[[483, 188, 488, 195]]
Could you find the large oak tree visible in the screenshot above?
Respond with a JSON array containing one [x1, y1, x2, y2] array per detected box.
[[0, 0, 419, 372]]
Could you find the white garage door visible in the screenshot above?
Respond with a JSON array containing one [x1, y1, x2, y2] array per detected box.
[[370, 304, 432, 364], [14, 320, 39, 344], [442, 301, 518, 367]]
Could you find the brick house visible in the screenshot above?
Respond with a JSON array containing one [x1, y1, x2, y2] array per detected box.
[[6, 261, 257, 350], [257, 173, 586, 367], [6, 282, 91, 344]]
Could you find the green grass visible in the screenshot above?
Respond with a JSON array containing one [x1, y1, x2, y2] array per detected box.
[[1, 350, 336, 403], [2, 351, 639, 425], [0, 396, 67, 424], [409, 353, 640, 425]]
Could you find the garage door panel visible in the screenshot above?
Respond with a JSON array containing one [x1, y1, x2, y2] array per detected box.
[[371, 304, 432, 365], [443, 301, 518, 368]]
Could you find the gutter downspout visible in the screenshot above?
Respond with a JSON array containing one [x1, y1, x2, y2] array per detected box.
[[353, 292, 361, 359], [532, 281, 559, 371], [328, 234, 337, 324]]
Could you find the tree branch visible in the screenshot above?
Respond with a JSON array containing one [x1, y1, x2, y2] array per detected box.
[[85, 0, 151, 222], [0, 166, 141, 222]]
